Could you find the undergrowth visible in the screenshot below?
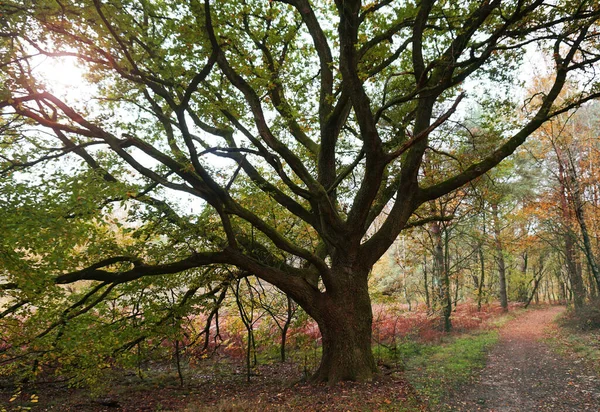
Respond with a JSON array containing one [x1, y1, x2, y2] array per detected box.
[[547, 305, 600, 373], [0, 304, 517, 411]]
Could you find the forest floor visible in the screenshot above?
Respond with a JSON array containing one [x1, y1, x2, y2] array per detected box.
[[1, 360, 423, 412], [442, 305, 600, 411], [2, 305, 600, 411]]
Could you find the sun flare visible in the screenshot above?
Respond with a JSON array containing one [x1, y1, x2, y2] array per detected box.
[[34, 56, 91, 99]]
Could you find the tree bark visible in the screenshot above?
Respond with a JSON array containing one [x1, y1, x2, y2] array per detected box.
[[477, 212, 487, 311], [423, 253, 431, 310], [555, 151, 586, 309], [525, 268, 543, 309], [477, 244, 486, 311], [491, 203, 508, 312], [308, 268, 377, 383], [431, 220, 452, 331], [569, 165, 600, 293], [280, 295, 294, 363]]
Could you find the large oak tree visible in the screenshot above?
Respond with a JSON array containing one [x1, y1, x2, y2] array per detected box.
[[2, 0, 600, 382]]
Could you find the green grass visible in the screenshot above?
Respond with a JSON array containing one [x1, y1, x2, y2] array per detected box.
[[372, 310, 522, 411], [379, 329, 499, 410]]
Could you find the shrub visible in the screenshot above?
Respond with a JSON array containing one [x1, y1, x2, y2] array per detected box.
[[565, 304, 600, 331]]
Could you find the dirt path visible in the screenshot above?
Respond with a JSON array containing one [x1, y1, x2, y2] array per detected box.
[[445, 306, 600, 411]]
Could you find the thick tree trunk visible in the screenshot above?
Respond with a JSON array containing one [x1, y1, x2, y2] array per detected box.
[[309, 271, 377, 383]]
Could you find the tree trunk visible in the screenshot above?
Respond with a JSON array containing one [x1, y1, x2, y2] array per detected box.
[[477, 245, 486, 311], [525, 271, 543, 309], [309, 270, 377, 383], [571, 176, 600, 293], [559, 279, 566, 303], [431, 221, 452, 331], [491, 203, 508, 312], [555, 146, 586, 309], [280, 295, 294, 363], [404, 280, 412, 311], [423, 254, 431, 310], [588, 268, 598, 300]]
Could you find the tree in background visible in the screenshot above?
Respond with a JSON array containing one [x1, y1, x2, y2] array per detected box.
[[530, 97, 600, 308], [2, 0, 600, 383]]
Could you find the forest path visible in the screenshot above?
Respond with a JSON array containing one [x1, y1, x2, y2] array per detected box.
[[444, 305, 600, 411]]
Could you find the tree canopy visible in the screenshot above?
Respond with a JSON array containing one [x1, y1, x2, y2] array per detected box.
[[2, 0, 600, 383]]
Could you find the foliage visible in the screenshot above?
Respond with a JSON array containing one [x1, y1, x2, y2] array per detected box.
[[560, 304, 600, 331]]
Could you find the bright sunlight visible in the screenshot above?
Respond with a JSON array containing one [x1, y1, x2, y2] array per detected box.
[[32, 55, 91, 100]]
